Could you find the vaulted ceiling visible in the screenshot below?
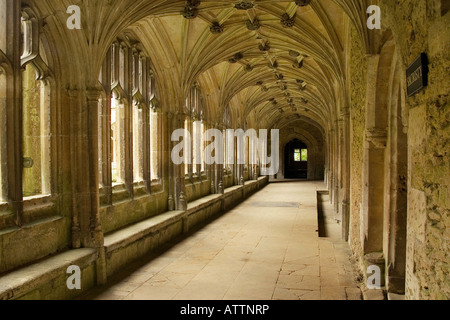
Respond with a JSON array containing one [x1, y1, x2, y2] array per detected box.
[[30, 0, 375, 134], [127, 0, 348, 131]]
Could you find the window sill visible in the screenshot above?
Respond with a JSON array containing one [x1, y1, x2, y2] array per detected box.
[[0, 203, 14, 231], [100, 180, 164, 205], [185, 173, 207, 184], [0, 195, 58, 230], [0, 201, 9, 212], [22, 194, 57, 222]]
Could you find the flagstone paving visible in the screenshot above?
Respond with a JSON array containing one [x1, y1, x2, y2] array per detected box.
[[81, 181, 362, 300]]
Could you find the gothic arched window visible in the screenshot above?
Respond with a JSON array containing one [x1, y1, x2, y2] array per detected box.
[[99, 37, 160, 199], [186, 82, 205, 177], [21, 10, 51, 197]]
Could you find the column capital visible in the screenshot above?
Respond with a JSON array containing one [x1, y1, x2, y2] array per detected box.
[[86, 87, 103, 102]]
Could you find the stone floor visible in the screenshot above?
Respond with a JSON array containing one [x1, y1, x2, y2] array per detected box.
[[80, 181, 363, 300]]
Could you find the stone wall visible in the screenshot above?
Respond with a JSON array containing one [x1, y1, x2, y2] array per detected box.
[[379, 0, 449, 300]]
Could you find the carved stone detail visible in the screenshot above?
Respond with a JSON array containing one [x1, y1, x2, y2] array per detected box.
[[182, 6, 198, 19], [244, 64, 253, 72], [258, 42, 270, 52], [268, 61, 278, 69], [275, 73, 284, 80], [210, 22, 224, 34], [289, 50, 301, 57], [168, 194, 174, 211], [235, 1, 254, 10], [281, 13, 296, 28], [295, 0, 311, 6], [182, 1, 200, 19], [292, 59, 304, 68], [229, 52, 244, 63], [188, 0, 200, 6], [179, 191, 187, 210], [246, 18, 261, 31]]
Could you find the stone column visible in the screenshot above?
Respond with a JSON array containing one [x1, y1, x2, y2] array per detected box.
[[5, 0, 24, 227], [341, 108, 351, 241], [174, 112, 187, 210], [166, 112, 175, 211], [69, 88, 104, 250], [86, 89, 104, 248], [334, 119, 341, 216], [329, 128, 336, 205]]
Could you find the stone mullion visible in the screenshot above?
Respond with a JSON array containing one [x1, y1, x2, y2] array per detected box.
[[167, 112, 175, 210], [219, 126, 226, 193], [157, 109, 163, 182], [209, 140, 215, 193], [187, 116, 194, 179], [100, 53, 112, 205], [194, 119, 201, 179], [204, 122, 214, 193], [123, 44, 134, 198], [141, 57, 151, 193], [124, 101, 133, 197], [176, 112, 187, 210], [218, 124, 224, 194], [143, 104, 151, 192]]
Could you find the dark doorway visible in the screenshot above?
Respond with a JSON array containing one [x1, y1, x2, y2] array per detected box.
[[285, 139, 308, 179]]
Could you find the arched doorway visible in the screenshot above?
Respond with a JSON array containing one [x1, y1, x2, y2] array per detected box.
[[284, 139, 308, 179]]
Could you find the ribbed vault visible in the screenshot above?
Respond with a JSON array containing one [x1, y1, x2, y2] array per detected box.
[[26, 0, 380, 136], [128, 0, 347, 132]]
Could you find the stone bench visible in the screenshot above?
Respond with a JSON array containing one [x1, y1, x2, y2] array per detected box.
[[0, 248, 97, 300]]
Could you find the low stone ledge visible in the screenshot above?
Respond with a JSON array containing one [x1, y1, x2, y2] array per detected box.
[[186, 193, 222, 213], [103, 210, 185, 254], [0, 248, 97, 300]]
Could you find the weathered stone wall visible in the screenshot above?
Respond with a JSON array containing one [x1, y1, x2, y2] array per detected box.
[[348, 24, 367, 261], [379, 0, 449, 300]]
